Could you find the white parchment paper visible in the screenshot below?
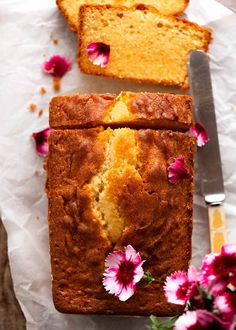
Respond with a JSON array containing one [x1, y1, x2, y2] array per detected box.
[[0, 0, 236, 329]]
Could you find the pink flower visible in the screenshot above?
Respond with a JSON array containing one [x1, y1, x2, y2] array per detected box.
[[215, 293, 236, 321], [43, 55, 72, 78], [190, 123, 209, 147], [32, 128, 51, 157], [102, 245, 145, 301], [167, 157, 189, 184], [87, 42, 110, 68], [200, 244, 236, 294], [164, 266, 198, 305], [174, 310, 230, 330]]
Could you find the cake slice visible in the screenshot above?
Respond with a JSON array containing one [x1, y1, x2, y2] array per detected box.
[[78, 5, 212, 89], [49, 91, 193, 131], [47, 127, 195, 315], [46, 92, 195, 315], [57, 0, 189, 32]]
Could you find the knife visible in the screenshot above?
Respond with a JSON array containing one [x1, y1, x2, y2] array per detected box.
[[188, 50, 227, 253]]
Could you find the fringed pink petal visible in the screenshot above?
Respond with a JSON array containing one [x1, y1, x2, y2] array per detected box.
[[167, 157, 189, 185], [175, 310, 231, 330], [174, 311, 197, 329], [117, 285, 135, 302], [105, 250, 125, 268], [190, 123, 209, 147], [43, 55, 72, 78], [87, 42, 110, 68], [215, 293, 236, 321], [32, 128, 51, 157]]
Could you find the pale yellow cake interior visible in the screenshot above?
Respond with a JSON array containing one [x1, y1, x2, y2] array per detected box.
[[57, 0, 188, 31], [87, 128, 141, 243], [79, 7, 211, 88], [105, 92, 135, 123]]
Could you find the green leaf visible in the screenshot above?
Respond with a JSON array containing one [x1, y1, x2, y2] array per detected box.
[[147, 315, 178, 330], [142, 272, 156, 285]]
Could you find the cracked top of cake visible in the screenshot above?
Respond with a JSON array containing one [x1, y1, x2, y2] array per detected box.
[[49, 92, 193, 131]]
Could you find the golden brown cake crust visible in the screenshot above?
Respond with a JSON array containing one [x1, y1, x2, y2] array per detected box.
[[129, 92, 192, 126], [47, 127, 195, 315], [49, 92, 193, 131], [49, 93, 116, 129]]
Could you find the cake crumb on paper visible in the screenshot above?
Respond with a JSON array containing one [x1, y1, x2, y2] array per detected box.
[[53, 77, 61, 92], [40, 87, 47, 95], [50, 32, 59, 45], [28, 103, 37, 112], [34, 170, 39, 176], [38, 109, 44, 117]]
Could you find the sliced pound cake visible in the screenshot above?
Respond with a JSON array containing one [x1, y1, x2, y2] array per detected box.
[[57, 0, 189, 32], [78, 5, 212, 89]]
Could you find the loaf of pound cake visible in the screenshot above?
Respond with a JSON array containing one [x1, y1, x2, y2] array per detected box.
[[46, 92, 195, 315], [78, 5, 212, 89], [57, 0, 189, 32]]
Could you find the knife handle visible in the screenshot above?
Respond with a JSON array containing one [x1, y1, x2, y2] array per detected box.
[[208, 205, 227, 253]]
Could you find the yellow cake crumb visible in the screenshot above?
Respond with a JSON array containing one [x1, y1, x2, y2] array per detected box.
[[40, 87, 47, 95], [38, 109, 44, 117], [29, 103, 37, 112]]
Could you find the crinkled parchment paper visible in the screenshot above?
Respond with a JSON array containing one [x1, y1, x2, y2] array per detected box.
[[0, 0, 236, 329]]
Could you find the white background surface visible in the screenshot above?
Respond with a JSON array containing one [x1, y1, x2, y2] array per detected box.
[[0, 0, 236, 329]]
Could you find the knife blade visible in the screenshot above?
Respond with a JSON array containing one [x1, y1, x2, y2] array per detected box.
[[188, 50, 227, 253]]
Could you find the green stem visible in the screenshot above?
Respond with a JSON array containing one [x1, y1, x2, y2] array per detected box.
[[142, 272, 165, 285]]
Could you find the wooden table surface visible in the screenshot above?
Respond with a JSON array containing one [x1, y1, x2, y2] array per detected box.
[[0, 219, 26, 329]]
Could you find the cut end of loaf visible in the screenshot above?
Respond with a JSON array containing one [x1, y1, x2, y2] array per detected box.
[[78, 5, 212, 88]]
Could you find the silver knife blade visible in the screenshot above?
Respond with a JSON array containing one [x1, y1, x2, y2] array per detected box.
[[188, 50, 225, 205]]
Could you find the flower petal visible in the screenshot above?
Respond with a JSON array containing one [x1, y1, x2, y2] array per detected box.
[[200, 245, 236, 293], [167, 157, 189, 185], [32, 128, 51, 157], [190, 123, 209, 147], [164, 271, 190, 305], [117, 285, 135, 302], [43, 55, 72, 78], [133, 261, 145, 283], [103, 277, 122, 295], [103, 245, 144, 301], [125, 245, 143, 266], [210, 279, 228, 295], [105, 250, 125, 268], [174, 310, 229, 330], [188, 265, 198, 282], [215, 293, 236, 321], [200, 252, 219, 287], [87, 42, 110, 68], [221, 244, 236, 257], [174, 311, 197, 330]]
